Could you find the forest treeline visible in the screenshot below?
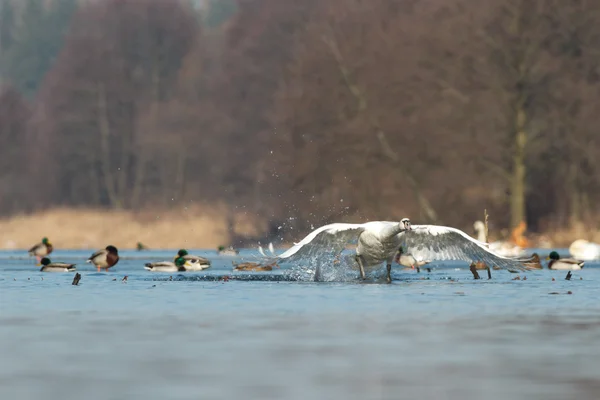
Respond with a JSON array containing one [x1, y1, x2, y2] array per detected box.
[[1, 0, 599, 241]]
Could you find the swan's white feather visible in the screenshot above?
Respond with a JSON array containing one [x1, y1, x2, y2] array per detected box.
[[399, 225, 534, 270], [277, 221, 400, 263]]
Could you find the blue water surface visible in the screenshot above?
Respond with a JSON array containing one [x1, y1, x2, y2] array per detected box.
[[1, 248, 599, 400]]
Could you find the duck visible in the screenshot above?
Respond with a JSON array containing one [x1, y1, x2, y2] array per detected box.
[[145, 256, 187, 272], [469, 261, 493, 279], [87, 245, 120, 272], [38, 257, 76, 272], [473, 221, 526, 257], [547, 251, 584, 270], [218, 245, 239, 256], [394, 246, 430, 272], [136, 242, 148, 251], [232, 261, 278, 271], [523, 253, 543, 270], [274, 218, 536, 283], [568, 239, 600, 261], [174, 249, 211, 271], [28, 237, 53, 263]]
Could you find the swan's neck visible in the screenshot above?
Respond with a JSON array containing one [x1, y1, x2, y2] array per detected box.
[[475, 229, 486, 243], [381, 223, 405, 239]]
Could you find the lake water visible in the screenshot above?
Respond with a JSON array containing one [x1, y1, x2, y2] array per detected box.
[[1, 248, 600, 400]]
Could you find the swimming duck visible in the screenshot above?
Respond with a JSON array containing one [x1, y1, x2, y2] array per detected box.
[[232, 261, 278, 271], [568, 239, 600, 261], [218, 245, 239, 256], [145, 256, 187, 272], [136, 242, 148, 251], [547, 251, 584, 270], [28, 237, 53, 262], [174, 249, 211, 271], [38, 257, 76, 272], [394, 246, 430, 272], [87, 245, 120, 272]]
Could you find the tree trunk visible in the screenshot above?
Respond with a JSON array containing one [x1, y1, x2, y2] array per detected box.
[[510, 106, 527, 229], [97, 83, 120, 208]]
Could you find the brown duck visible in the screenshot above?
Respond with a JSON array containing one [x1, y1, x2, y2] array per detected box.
[[87, 245, 119, 272]]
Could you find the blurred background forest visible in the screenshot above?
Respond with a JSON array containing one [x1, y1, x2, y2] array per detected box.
[[1, 0, 599, 248]]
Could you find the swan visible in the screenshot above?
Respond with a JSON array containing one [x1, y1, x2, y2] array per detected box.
[[473, 221, 526, 257], [568, 239, 600, 261], [273, 218, 535, 283]]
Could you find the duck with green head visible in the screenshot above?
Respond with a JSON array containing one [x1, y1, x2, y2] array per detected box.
[[28, 237, 53, 263], [547, 251, 584, 270], [87, 245, 120, 272], [38, 257, 76, 272], [145, 256, 186, 272], [174, 249, 211, 271]]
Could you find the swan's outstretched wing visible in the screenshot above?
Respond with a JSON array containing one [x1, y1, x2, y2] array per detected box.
[[277, 223, 367, 263], [399, 225, 535, 271]]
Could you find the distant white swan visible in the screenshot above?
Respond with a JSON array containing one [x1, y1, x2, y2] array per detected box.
[[274, 218, 534, 282], [473, 221, 526, 258], [569, 239, 600, 261]]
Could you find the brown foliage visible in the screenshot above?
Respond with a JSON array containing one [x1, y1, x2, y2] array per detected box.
[[32, 0, 200, 208], [0, 85, 32, 214], [2, 0, 600, 243]]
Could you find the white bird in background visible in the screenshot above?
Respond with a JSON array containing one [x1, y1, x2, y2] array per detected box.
[[569, 239, 600, 261], [272, 218, 535, 283], [473, 220, 526, 258]]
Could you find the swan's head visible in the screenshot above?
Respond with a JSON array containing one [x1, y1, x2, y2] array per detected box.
[[400, 218, 411, 230], [473, 220, 485, 233]]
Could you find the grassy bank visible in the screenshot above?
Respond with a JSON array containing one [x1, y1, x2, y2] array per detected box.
[[0, 207, 597, 251], [0, 206, 265, 250]]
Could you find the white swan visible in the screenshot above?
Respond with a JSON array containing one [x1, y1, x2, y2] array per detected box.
[[274, 218, 535, 282], [569, 239, 600, 261], [473, 221, 526, 258]]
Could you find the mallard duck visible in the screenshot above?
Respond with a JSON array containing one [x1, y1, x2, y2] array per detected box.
[[232, 261, 278, 271], [28, 237, 53, 262], [136, 242, 148, 251], [218, 245, 239, 256], [568, 239, 600, 261], [523, 253, 543, 270], [145, 256, 187, 272], [87, 245, 119, 272], [38, 257, 76, 272], [547, 251, 584, 270], [394, 246, 430, 272], [469, 261, 493, 279], [174, 249, 211, 271]]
